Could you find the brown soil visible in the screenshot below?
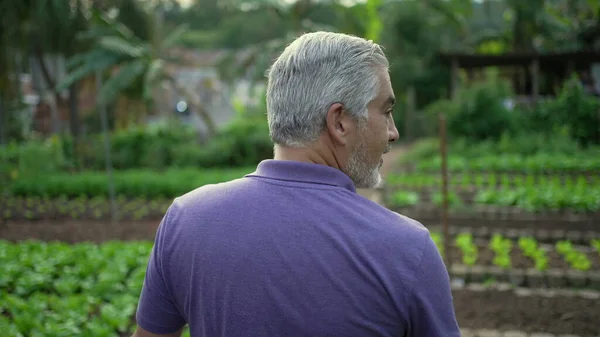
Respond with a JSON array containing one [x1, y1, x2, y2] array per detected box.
[[0, 219, 160, 243], [2, 197, 171, 222], [454, 289, 600, 336]]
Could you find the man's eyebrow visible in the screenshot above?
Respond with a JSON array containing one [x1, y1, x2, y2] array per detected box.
[[383, 96, 395, 109]]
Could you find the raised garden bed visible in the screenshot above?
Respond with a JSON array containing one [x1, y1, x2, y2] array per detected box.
[[390, 203, 600, 222], [452, 284, 600, 336], [450, 264, 600, 289], [444, 240, 600, 271], [436, 232, 600, 288], [426, 225, 600, 245], [1, 197, 171, 222], [395, 205, 598, 232], [0, 219, 161, 243]]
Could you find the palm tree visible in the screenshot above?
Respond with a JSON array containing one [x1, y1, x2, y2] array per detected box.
[[57, 9, 218, 137], [0, 0, 91, 147], [216, 0, 339, 85]]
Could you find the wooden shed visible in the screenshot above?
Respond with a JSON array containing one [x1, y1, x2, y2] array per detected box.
[[437, 50, 600, 101]]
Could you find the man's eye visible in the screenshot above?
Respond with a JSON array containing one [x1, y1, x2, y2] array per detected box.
[[386, 109, 393, 115]]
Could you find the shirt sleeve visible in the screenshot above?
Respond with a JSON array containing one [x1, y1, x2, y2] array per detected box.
[[405, 233, 461, 337], [136, 203, 187, 334]]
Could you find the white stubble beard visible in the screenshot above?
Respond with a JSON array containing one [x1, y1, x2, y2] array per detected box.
[[346, 133, 389, 189]]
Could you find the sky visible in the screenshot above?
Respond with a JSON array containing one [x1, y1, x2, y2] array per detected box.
[[178, 0, 194, 8]]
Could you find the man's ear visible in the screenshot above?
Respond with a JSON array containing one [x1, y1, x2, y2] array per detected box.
[[325, 103, 353, 146]]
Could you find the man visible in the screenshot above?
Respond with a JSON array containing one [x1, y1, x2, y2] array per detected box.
[[133, 32, 460, 337]]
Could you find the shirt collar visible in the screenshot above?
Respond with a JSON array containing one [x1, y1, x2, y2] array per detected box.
[[246, 159, 356, 193]]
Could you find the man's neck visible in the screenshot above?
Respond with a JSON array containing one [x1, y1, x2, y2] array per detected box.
[[273, 144, 343, 171]]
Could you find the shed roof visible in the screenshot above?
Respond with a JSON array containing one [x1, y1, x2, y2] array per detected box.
[[437, 50, 600, 68]]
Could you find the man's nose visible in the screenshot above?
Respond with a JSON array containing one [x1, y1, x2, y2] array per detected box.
[[389, 122, 399, 142]]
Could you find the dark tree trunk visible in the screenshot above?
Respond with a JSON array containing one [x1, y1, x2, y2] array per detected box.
[[34, 47, 62, 134], [0, 95, 6, 145], [69, 82, 81, 168]]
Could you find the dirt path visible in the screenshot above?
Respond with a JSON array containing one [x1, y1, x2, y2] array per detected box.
[[357, 144, 409, 204]]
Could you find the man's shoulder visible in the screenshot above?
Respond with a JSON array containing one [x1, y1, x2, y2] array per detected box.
[[357, 195, 430, 240], [176, 177, 253, 206], [380, 209, 431, 247], [358, 201, 433, 261]]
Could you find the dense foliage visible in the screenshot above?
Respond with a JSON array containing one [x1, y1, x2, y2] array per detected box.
[[422, 76, 600, 146], [445, 79, 517, 141], [0, 117, 272, 172], [388, 171, 600, 212], [8, 167, 252, 199], [529, 78, 600, 146], [2, 233, 599, 335], [0, 240, 192, 337]]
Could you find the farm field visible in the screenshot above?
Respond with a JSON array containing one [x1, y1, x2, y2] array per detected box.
[[2, 148, 600, 336], [4, 0, 600, 335], [2, 238, 599, 337], [386, 148, 600, 336]]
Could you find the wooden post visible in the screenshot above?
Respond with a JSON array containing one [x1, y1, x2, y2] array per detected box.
[[0, 95, 5, 145], [96, 70, 118, 224], [439, 113, 451, 271], [518, 67, 526, 95], [450, 58, 459, 100], [567, 60, 575, 78], [531, 59, 540, 104]]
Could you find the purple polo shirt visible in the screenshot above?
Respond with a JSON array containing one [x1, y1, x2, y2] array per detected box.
[[136, 160, 460, 337]]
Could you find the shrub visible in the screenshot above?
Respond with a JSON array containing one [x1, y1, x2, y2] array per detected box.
[[1, 116, 274, 172], [532, 78, 600, 146], [0, 136, 69, 178], [445, 78, 517, 141]]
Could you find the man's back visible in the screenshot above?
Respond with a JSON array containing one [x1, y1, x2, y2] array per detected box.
[[136, 160, 460, 337]]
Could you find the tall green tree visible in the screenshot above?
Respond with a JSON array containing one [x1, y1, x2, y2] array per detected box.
[[217, 0, 334, 84], [0, 0, 90, 144], [57, 9, 217, 137], [216, 0, 388, 85], [0, 1, 33, 143]]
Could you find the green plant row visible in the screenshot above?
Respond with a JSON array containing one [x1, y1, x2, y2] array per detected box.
[[474, 187, 600, 213], [387, 172, 599, 190], [389, 191, 465, 209], [430, 233, 598, 273], [388, 186, 600, 213], [556, 240, 593, 271], [0, 240, 192, 337], [410, 153, 600, 173], [518, 237, 549, 271], [7, 168, 253, 199]]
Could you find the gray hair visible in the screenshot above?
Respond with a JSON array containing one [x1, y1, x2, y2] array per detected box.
[[266, 31, 389, 147]]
